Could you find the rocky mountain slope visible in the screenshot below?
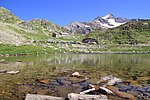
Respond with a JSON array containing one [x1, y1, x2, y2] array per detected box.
[[0, 22, 26, 44], [65, 13, 129, 34], [0, 7, 21, 23], [0, 7, 69, 44]]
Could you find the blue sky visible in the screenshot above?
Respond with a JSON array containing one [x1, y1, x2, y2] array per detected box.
[[0, 0, 150, 26]]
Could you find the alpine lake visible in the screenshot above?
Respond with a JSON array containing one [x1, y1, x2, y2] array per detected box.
[[0, 53, 150, 100]]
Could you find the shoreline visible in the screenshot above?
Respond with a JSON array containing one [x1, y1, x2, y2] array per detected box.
[[0, 51, 149, 57]]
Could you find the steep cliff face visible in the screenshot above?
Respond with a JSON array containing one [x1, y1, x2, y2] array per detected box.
[[65, 13, 129, 34]]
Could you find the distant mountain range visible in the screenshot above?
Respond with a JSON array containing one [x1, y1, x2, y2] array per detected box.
[[0, 6, 149, 54], [65, 13, 129, 34]]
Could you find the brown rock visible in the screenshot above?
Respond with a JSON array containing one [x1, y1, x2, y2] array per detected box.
[[39, 79, 50, 84], [107, 86, 135, 100]]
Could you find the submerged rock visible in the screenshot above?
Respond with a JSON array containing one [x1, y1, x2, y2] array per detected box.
[[15, 74, 149, 100]]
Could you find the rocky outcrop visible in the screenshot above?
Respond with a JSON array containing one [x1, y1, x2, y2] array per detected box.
[[82, 38, 98, 44]]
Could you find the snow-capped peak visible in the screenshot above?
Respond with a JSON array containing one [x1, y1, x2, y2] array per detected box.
[[102, 13, 114, 19]]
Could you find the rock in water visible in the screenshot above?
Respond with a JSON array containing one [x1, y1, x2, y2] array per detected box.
[[72, 72, 80, 77], [80, 88, 96, 94], [0, 59, 6, 63], [98, 75, 122, 86], [7, 71, 19, 74], [107, 77, 122, 86], [68, 93, 108, 100], [0, 70, 7, 73], [25, 94, 64, 100], [99, 87, 115, 95]]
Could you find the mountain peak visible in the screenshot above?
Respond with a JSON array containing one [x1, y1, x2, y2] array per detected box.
[[102, 13, 115, 19]]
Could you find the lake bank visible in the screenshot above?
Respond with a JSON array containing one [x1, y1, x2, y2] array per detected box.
[[0, 54, 150, 99], [0, 44, 150, 56]]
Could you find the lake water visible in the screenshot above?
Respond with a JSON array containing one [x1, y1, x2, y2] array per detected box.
[[0, 53, 150, 99]]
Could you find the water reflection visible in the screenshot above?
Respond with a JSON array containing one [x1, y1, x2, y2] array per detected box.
[[0, 54, 150, 70]]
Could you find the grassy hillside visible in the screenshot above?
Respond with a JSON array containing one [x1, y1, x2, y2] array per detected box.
[[87, 20, 150, 45]]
